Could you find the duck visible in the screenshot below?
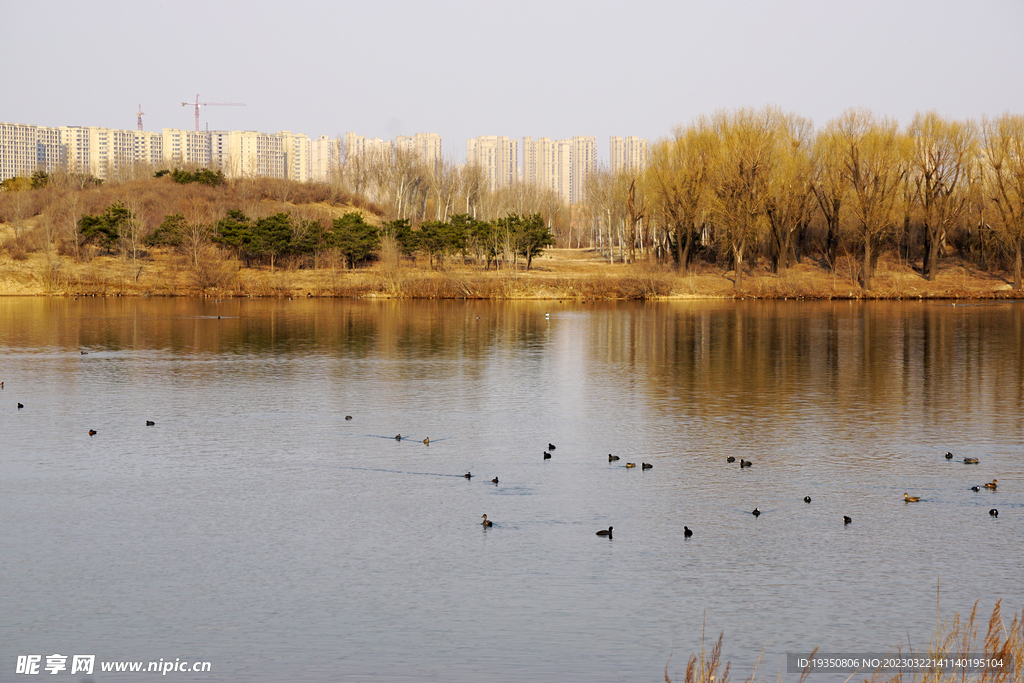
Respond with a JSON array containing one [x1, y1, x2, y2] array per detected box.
[[983, 479, 998, 489], [394, 434, 402, 441], [345, 415, 353, 420], [548, 443, 556, 450], [543, 452, 551, 460], [80, 351, 88, 355], [491, 477, 499, 484], [726, 456, 736, 463], [641, 463, 653, 470], [481, 514, 493, 527], [17, 403, 24, 409], [740, 459, 752, 468], [625, 462, 636, 468], [945, 452, 953, 459], [990, 509, 998, 517], [608, 454, 619, 461], [971, 486, 980, 491], [1, 381, 4, 388], [146, 420, 155, 426], [804, 496, 812, 503], [904, 493, 921, 502], [964, 457, 979, 464], [88, 429, 97, 436], [843, 516, 852, 525], [422, 437, 430, 445], [464, 472, 472, 479], [596, 526, 613, 536], [684, 526, 693, 538], [752, 507, 761, 517]]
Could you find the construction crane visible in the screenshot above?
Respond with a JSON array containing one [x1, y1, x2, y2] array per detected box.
[[181, 94, 245, 131], [137, 104, 145, 131]]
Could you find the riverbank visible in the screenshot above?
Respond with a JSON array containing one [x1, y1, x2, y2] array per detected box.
[[0, 247, 1018, 299]]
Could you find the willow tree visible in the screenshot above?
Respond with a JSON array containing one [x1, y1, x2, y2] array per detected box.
[[981, 113, 1024, 290], [707, 108, 779, 289], [644, 122, 715, 272], [812, 127, 849, 271], [907, 112, 977, 280], [765, 113, 815, 272], [831, 109, 908, 290]]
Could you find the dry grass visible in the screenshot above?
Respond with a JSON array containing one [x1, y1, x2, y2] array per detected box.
[[0, 243, 1021, 299], [665, 603, 1022, 683]]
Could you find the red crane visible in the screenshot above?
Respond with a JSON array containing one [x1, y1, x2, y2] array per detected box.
[[137, 104, 145, 131], [181, 94, 246, 131]]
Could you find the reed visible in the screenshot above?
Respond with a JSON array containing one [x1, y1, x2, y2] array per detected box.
[[666, 603, 1022, 683]]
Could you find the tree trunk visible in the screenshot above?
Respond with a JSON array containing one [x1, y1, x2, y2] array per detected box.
[[674, 223, 685, 273], [733, 240, 745, 290], [923, 224, 940, 282], [1015, 238, 1023, 291], [861, 236, 873, 290]]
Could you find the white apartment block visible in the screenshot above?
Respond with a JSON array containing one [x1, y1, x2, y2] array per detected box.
[[344, 132, 390, 164], [466, 135, 518, 191], [610, 136, 648, 174], [397, 132, 443, 170], [310, 135, 341, 182], [278, 131, 311, 182], [1, 121, 344, 183], [554, 139, 573, 203], [570, 136, 597, 205], [0, 122, 57, 181], [521, 135, 596, 204], [345, 132, 444, 171], [161, 129, 212, 169], [522, 137, 556, 191]]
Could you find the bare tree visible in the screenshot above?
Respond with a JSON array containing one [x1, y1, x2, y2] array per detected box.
[[811, 126, 848, 271], [907, 111, 977, 280], [644, 122, 715, 272], [707, 107, 779, 289], [765, 113, 815, 272], [981, 113, 1024, 290], [120, 195, 147, 281], [831, 109, 908, 290]]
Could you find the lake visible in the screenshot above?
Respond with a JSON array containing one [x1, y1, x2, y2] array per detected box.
[[1, 297, 1021, 683]]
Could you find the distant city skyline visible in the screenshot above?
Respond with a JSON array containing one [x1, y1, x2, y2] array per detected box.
[[4, 0, 1020, 172], [1, 120, 646, 207]]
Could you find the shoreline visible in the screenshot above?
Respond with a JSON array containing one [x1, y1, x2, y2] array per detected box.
[[1, 248, 1020, 300]]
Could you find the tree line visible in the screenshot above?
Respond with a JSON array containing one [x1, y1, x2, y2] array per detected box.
[[4, 107, 1024, 291], [73, 199, 554, 273], [589, 108, 1024, 290]]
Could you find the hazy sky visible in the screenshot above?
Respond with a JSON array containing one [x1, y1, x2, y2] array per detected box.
[[4, 0, 1022, 164]]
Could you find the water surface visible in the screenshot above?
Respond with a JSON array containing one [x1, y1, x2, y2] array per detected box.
[[1, 298, 1021, 682]]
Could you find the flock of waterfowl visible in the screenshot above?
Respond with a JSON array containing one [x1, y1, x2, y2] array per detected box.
[[465, 442, 662, 537], [466, 446, 1007, 536], [10, 378, 1006, 531], [8, 385, 156, 433], [915, 452, 1004, 517]]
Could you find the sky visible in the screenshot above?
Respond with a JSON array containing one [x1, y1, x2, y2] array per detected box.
[[4, 0, 1023, 165]]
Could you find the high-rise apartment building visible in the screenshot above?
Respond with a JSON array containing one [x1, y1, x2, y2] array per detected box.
[[397, 132, 443, 170], [0, 122, 59, 180], [466, 135, 518, 191], [521, 135, 596, 204], [569, 136, 596, 205], [345, 132, 443, 171], [610, 136, 648, 174], [344, 132, 390, 164], [522, 137, 556, 192], [161, 129, 212, 169], [278, 131, 311, 182], [310, 135, 341, 182]]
